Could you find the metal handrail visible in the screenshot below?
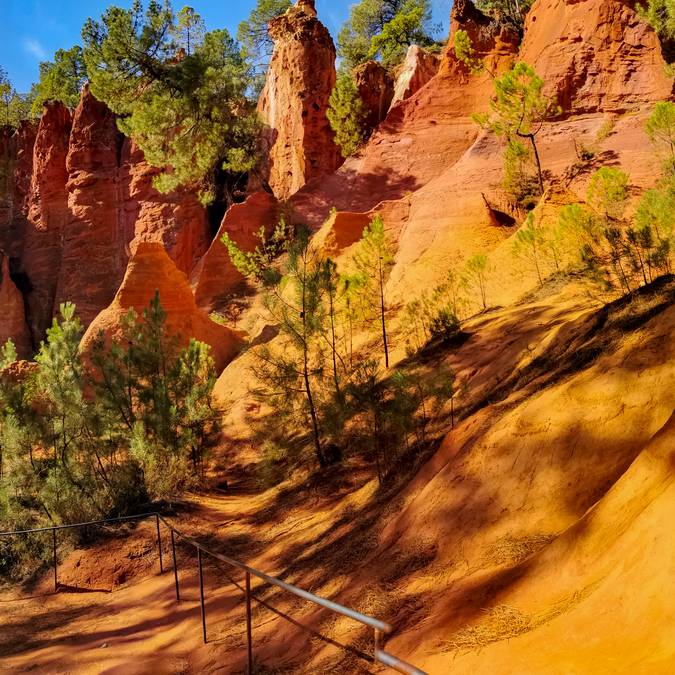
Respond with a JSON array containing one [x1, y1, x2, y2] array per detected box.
[[0, 512, 427, 675]]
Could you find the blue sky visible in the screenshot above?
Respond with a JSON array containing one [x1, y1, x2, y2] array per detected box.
[[1, 0, 452, 93]]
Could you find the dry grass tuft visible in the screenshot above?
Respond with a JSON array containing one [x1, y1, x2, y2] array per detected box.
[[441, 584, 598, 654], [482, 533, 555, 568]]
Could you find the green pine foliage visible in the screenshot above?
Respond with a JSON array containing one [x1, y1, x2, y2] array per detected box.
[[337, 0, 436, 71], [82, 1, 260, 204], [0, 294, 219, 574], [237, 0, 291, 92], [557, 165, 672, 294], [474, 61, 560, 198], [637, 1, 675, 63], [0, 67, 36, 128], [353, 215, 395, 367], [367, 2, 434, 66], [645, 101, 675, 174], [30, 46, 87, 114], [327, 74, 369, 158]]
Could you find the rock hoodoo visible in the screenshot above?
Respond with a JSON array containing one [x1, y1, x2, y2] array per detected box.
[[81, 243, 244, 373], [5, 86, 210, 348], [23, 101, 72, 343], [0, 121, 37, 259], [257, 0, 342, 200]]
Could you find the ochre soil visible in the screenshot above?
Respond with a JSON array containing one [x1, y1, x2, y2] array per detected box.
[[2, 278, 675, 674]]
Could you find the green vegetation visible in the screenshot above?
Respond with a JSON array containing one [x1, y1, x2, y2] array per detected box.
[[238, 0, 291, 87], [637, 1, 675, 63], [337, 0, 436, 72], [0, 68, 35, 129], [353, 215, 394, 368], [645, 101, 675, 174], [475, 0, 534, 28], [558, 165, 672, 294], [0, 295, 218, 574], [82, 1, 259, 203], [222, 214, 451, 482], [30, 46, 87, 114], [327, 74, 369, 158], [475, 62, 560, 198]]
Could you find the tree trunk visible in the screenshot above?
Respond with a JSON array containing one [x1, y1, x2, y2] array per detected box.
[[379, 257, 390, 368]]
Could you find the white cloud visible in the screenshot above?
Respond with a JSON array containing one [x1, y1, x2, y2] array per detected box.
[[23, 38, 47, 61]]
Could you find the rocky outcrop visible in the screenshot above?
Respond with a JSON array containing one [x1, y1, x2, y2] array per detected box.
[[389, 46, 440, 110], [23, 101, 72, 343], [353, 61, 394, 129], [0, 253, 31, 357], [520, 0, 674, 114], [120, 139, 209, 275], [13, 87, 209, 346], [290, 0, 520, 230], [191, 191, 280, 312], [81, 243, 244, 373], [54, 86, 125, 329], [0, 121, 37, 259], [257, 0, 342, 200]]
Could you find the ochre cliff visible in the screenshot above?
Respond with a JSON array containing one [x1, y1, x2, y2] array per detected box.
[[353, 61, 394, 130], [0, 121, 37, 259], [389, 45, 440, 111], [257, 0, 342, 200], [191, 191, 280, 312], [80, 243, 244, 373], [520, 0, 674, 114]]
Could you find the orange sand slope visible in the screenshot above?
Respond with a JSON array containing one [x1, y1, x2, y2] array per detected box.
[[2, 280, 674, 674]]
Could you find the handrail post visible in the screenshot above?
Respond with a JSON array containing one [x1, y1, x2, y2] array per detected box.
[[171, 529, 180, 601], [246, 570, 253, 674], [198, 548, 207, 644], [155, 513, 164, 574], [52, 528, 58, 592]]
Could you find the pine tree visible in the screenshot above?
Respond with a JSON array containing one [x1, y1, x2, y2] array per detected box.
[[474, 62, 559, 195], [82, 2, 259, 203], [645, 101, 675, 174], [172, 6, 206, 56], [338, 0, 435, 71], [237, 0, 292, 89], [31, 46, 87, 114], [353, 215, 394, 368], [327, 74, 369, 158]]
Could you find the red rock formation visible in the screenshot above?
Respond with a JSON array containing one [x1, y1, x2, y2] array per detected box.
[[120, 139, 209, 275], [0, 121, 37, 258], [289, 0, 519, 230], [54, 85, 125, 329], [191, 192, 280, 312], [520, 0, 674, 114], [81, 243, 244, 373], [0, 253, 31, 357], [353, 61, 394, 129], [389, 46, 440, 111], [22, 101, 72, 343], [257, 0, 342, 200]]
